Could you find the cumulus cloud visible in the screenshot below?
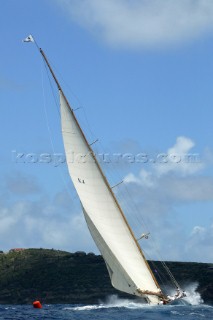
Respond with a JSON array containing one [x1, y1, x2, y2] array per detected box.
[[0, 172, 95, 253], [124, 136, 204, 188], [124, 169, 154, 187], [0, 193, 94, 252], [124, 136, 204, 185], [122, 136, 213, 262], [56, 0, 213, 48], [185, 224, 213, 261], [155, 136, 204, 177]]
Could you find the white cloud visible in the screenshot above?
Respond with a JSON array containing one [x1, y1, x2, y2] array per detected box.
[[124, 136, 204, 184], [0, 172, 96, 253], [185, 224, 213, 261], [125, 169, 154, 187], [56, 0, 213, 48], [155, 136, 203, 177], [0, 195, 95, 252], [124, 137, 212, 203], [122, 136, 213, 262], [191, 225, 206, 237]]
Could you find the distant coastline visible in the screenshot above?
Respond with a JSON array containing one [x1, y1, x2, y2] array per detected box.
[[0, 248, 212, 304]]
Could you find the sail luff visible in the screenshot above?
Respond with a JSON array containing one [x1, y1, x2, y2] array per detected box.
[[39, 47, 162, 300]]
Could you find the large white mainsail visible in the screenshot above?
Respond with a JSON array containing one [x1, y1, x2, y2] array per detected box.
[[38, 47, 166, 305], [60, 92, 163, 304]]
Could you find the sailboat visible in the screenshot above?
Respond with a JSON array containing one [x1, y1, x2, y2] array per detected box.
[[25, 36, 186, 305]]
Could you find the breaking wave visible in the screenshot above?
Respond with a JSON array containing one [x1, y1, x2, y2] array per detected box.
[[65, 295, 149, 311], [182, 283, 204, 305], [164, 282, 203, 306], [65, 283, 204, 311]]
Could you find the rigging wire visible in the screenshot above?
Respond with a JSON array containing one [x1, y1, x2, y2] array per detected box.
[[40, 53, 181, 290], [41, 59, 57, 152], [143, 248, 179, 290], [145, 234, 181, 289], [57, 77, 180, 287], [42, 60, 60, 116], [144, 256, 168, 288], [40, 58, 80, 210]]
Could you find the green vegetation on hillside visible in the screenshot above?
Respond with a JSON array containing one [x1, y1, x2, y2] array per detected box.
[[0, 249, 212, 304]]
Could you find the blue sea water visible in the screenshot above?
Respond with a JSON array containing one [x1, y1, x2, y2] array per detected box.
[[0, 295, 212, 320]]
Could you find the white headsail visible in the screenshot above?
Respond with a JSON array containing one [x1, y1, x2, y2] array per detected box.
[[60, 91, 162, 304]]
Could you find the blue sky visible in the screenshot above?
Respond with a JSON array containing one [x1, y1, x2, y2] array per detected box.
[[0, 0, 213, 262]]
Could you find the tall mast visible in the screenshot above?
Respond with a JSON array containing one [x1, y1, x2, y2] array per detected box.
[[39, 48, 161, 291]]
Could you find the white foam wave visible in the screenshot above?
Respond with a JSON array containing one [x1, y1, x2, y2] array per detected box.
[[69, 304, 104, 311], [102, 294, 149, 309], [163, 282, 203, 306], [64, 283, 205, 312], [65, 295, 149, 311], [182, 283, 203, 305]]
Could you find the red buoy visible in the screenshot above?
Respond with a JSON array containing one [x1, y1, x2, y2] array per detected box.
[[33, 300, 42, 308]]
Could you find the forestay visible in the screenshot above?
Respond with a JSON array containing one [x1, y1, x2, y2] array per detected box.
[[60, 91, 161, 304]]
